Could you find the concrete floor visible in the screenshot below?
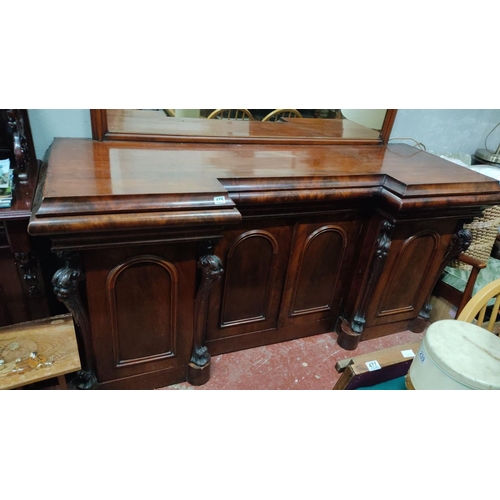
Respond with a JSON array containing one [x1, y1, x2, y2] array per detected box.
[[160, 328, 425, 390]]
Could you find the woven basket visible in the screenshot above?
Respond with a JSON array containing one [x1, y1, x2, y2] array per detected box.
[[449, 205, 500, 271]]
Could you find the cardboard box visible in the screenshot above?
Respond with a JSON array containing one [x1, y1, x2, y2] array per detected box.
[[429, 295, 457, 323]]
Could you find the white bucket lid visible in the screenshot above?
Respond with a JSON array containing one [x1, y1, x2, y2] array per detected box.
[[423, 320, 500, 390]]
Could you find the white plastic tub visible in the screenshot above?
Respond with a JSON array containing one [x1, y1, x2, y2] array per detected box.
[[406, 320, 500, 390]]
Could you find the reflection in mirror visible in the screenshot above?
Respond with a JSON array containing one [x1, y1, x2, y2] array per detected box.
[[116, 109, 387, 127], [98, 109, 393, 145], [92, 109, 396, 145]]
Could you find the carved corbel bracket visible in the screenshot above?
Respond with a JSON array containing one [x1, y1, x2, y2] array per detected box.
[[14, 251, 41, 298], [338, 218, 396, 350], [52, 251, 97, 389], [187, 243, 224, 386], [6, 109, 29, 182]]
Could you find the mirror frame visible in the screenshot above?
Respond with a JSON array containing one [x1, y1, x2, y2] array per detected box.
[[90, 109, 398, 145]]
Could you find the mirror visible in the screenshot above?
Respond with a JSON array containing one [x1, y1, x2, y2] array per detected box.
[[91, 109, 397, 145]]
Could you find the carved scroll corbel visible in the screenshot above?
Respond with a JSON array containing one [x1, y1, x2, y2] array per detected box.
[[14, 252, 41, 298], [6, 109, 28, 182], [52, 251, 97, 389], [187, 244, 224, 386], [410, 226, 472, 332], [338, 218, 396, 350]]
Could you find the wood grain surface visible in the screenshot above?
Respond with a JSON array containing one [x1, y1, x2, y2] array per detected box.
[[0, 314, 80, 389], [29, 139, 500, 237]]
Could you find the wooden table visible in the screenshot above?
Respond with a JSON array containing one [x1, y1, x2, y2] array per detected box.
[[0, 314, 80, 390], [28, 138, 500, 389]]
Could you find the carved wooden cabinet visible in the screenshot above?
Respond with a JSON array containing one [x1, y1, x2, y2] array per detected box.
[[206, 214, 364, 354], [344, 216, 459, 342], [28, 139, 500, 389], [0, 110, 50, 327]]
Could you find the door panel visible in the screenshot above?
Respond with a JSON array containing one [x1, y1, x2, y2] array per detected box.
[[221, 230, 279, 326], [206, 219, 293, 340], [365, 219, 456, 327], [107, 256, 177, 366], [280, 217, 363, 328], [84, 243, 196, 382]]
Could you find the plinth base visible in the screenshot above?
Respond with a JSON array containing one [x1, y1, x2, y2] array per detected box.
[[337, 319, 361, 350], [187, 361, 211, 386]]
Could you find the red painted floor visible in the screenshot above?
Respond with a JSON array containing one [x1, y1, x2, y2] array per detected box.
[[159, 328, 425, 390]]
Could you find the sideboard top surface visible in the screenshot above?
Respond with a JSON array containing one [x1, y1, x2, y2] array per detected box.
[[29, 138, 500, 236]]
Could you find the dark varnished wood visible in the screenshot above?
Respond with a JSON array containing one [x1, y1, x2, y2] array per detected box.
[[82, 243, 196, 388], [365, 219, 456, 326], [206, 219, 294, 346], [412, 227, 474, 331], [0, 110, 50, 327], [279, 216, 363, 330], [91, 109, 397, 145], [188, 244, 224, 386], [338, 216, 395, 349], [29, 139, 500, 238], [52, 251, 96, 389], [27, 138, 500, 387]]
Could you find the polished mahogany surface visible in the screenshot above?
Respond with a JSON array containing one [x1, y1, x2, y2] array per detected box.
[[28, 137, 500, 389], [104, 109, 382, 144], [30, 138, 500, 237]]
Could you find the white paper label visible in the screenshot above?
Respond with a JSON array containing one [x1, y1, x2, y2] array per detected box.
[[401, 349, 415, 358], [214, 196, 226, 204], [365, 360, 381, 371]]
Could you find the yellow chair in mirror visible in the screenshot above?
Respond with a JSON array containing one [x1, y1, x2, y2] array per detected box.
[[457, 277, 500, 335], [261, 109, 303, 122], [207, 109, 254, 120]]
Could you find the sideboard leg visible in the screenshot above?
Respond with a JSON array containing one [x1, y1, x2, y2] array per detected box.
[[52, 251, 97, 390], [338, 218, 395, 350], [338, 318, 363, 350], [187, 246, 223, 386]]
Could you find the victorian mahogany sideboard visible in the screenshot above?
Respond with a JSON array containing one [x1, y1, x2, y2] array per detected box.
[[28, 138, 500, 389]]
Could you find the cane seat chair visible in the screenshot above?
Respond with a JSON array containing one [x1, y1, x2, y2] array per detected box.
[[261, 109, 302, 122], [206, 109, 254, 120]]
